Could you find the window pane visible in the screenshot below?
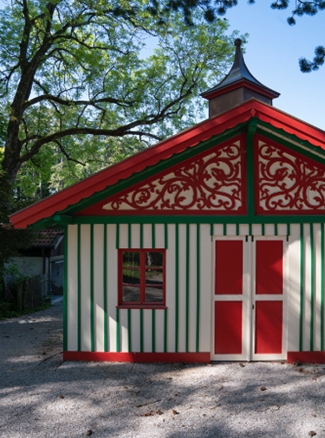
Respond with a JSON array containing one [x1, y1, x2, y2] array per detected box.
[[145, 269, 163, 285], [123, 269, 140, 285], [122, 285, 140, 302], [122, 251, 140, 268], [145, 251, 163, 268], [145, 286, 163, 303]]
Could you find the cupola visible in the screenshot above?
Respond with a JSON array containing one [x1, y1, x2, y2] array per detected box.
[[201, 39, 280, 118]]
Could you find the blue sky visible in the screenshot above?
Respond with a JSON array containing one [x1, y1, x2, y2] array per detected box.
[[224, 1, 325, 130]]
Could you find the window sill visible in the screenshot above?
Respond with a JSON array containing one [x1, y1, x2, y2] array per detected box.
[[116, 305, 167, 310]]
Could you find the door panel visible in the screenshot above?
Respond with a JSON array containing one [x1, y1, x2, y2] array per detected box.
[[214, 301, 242, 354], [256, 240, 283, 295], [255, 301, 283, 354], [215, 240, 243, 295]]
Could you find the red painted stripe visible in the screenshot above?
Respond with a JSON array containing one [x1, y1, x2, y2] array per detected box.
[[287, 351, 325, 364], [63, 351, 210, 363]]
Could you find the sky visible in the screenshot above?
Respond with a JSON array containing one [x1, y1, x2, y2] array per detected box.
[[223, 1, 325, 130]]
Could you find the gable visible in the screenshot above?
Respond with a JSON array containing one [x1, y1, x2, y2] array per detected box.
[[77, 135, 247, 216], [76, 130, 325, 218], [255, 135, 325, 214]]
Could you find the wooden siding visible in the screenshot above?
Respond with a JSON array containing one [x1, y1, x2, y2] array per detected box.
[[65, 221, 325, 357]]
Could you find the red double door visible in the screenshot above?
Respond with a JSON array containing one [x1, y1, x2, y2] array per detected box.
[[212, 238, 286, 361]]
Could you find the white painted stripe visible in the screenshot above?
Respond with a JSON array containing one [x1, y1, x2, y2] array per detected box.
[[264, 224, 274, 236], [278, 224, 287, 236], [200, 224, 211, 352], [67, 225, 78, 351], [213, 224, 223, 236], [188, 224, 197, 352], [107, 224, 118, 352], [177, 224, 187, 352], [227, 224, 237, 236], [142, 224, 152, 248], [287, 224, 301, 352], [155, 224, 165, 248], [131, 309, 141, 352], [252, 224, 261, 236], [131, 224, 140, 248], [239, 224, 249, 236], [80, 225, 91, 351], [119, 224, 128, 248], [93, 225, 105, 352], [143, 310, 153, 352], [303, 223, 311, 351], [166, 224, 176, 352], [120, 309, 129, 352], [155, 310, 165, 352], [314, 223, 322, 351]]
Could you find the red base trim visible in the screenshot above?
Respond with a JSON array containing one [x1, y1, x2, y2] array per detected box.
[[63, 351, 210, 363], [287, 351, 325, 364]]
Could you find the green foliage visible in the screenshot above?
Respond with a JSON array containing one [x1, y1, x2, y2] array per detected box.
[[299, 45, 325, 72], [0, 228, 32, 260], [0, 0, 242, 199], [0, 294, 51, 320], [1, 260, 51, 319]]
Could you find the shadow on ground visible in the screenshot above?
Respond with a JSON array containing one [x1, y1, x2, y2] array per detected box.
[[0, 302, 324, 438]]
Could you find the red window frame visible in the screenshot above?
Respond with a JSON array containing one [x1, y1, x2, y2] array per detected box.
[[118, 248, 166, 309]]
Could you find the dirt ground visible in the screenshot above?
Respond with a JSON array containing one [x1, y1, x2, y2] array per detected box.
[[0, 300, 325, 438]]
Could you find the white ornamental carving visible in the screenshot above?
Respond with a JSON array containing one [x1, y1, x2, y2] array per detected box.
[[103, 141, 245, 212], [258, 140, 325, 212]]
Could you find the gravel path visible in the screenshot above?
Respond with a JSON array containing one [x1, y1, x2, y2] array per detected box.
[[1, 300, 325, 438]]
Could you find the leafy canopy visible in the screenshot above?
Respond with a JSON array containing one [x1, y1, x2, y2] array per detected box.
[[0, 0, 243, 205]]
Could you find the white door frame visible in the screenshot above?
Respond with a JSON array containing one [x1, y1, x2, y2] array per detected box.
[[211, 235, 288, 361]]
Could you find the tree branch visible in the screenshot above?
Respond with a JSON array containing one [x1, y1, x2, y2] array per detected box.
[[24, 94, 136, 110], [53, 140, 86, 166]]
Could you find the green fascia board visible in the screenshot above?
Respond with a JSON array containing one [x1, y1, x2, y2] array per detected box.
[[256, 122, 325, 163], [53, 215, 325, 226]]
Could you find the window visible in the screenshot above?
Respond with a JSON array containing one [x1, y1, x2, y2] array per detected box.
[[118, 249, 166, 308]]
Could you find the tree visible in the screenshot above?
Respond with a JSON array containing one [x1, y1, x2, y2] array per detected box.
[[0, 0, 246, 295], [0, 0, 243, 214]]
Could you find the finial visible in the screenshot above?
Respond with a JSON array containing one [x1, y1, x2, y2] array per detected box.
[[234, 38, 242, 47]]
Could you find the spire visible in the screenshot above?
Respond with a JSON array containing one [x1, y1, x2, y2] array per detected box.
[[201, 39, 280, 118]]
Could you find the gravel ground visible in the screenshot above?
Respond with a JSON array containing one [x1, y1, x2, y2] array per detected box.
[[0, 300, 325, 438]]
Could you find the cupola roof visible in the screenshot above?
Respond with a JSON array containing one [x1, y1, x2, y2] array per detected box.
[[201, 39, 280, 117]]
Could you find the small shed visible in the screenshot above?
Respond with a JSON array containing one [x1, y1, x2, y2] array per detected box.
[[10, 40, 325, 363], [5, 228, 64, 300]]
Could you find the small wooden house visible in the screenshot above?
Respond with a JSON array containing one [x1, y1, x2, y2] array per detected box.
[[10, 40, 325, 363]]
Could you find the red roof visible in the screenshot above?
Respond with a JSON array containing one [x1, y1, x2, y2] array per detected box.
[[10, 99, 325, 229]]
